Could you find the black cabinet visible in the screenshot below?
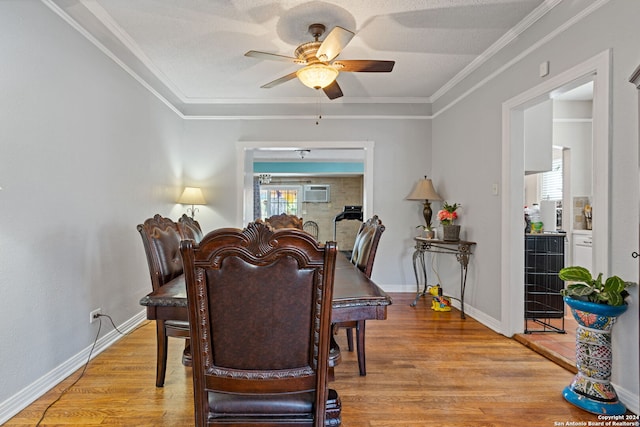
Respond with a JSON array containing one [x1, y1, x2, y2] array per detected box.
[[524, 234, 566, 333]]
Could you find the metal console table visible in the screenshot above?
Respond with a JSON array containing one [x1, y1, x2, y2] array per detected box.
[[410, 237, 476, 318]]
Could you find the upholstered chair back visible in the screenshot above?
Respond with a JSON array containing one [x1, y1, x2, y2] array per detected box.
[[178, 214, 204, 243], [349, 215, 386, 278], [264, 213, 304, 230], [180, 221, 340, 426], [137, 214, 184, 291]]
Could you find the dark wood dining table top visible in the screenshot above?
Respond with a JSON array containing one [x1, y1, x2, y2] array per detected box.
[[139, 255, 392, 323]]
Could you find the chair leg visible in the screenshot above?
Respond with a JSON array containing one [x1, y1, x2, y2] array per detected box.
[[182, 339, 192, 366], [156, 320, 168, 387], [328, 334, 340, 382], [326, 389, 342, 426], [345, 328, 354, 352], [356, 320, 366, 376]]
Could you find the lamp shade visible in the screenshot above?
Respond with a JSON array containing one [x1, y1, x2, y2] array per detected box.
[[296, 64, 339, 89], [406, 178, 442, 201], [178, 187, 206, 205]]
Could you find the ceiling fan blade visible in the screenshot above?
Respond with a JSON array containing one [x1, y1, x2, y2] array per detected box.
[[260, 72, 298, 88], [322, 80, 343, 100], [245, 50, 300, 63], [316, 26, 355, 62], [334, 60, 395, 72]]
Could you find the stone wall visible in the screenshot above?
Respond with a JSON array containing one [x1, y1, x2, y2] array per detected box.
[[267, 175, 363, 250]]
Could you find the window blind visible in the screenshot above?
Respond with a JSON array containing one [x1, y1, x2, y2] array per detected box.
[[541, 157, 563, 201]]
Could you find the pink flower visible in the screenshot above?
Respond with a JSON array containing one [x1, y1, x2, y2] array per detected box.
[[438, 202, 460, 225]]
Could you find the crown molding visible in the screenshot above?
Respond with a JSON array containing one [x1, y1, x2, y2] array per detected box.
[[430, 0, 563, 103], [183, 114, 431, 121], [432, 0, 611, 119], [44, 0, 606, 120], [630, 64, 640, 88]]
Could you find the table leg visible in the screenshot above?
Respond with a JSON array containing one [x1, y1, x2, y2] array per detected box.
[[459, 263, 466, 319], [456, 246, 471, 319], [411, 249, 428, 306], [355, 320, 366, 376]]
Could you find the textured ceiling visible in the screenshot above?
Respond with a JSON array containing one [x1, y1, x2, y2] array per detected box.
[[48, 0, 547, 109]]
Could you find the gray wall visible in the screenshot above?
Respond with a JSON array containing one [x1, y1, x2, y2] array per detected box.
[[180, 118, 432, 288], [0, 1, 432, 419], [0, 0, 184, 413], [1, 0, 638, 420], [431, 0, 639, 411]]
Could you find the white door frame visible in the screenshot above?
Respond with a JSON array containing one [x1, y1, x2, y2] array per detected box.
[[500, 50, 611, 336], [236, 140, 374, 227]]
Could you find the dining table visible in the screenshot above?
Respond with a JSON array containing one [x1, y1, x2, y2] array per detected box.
[[139, 254, 392, 374]]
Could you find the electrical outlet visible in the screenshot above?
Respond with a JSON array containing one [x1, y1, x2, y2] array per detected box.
[[90, 308, 102, 324]]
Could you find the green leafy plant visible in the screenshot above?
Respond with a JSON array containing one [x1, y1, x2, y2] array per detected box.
[[559, 266, 636, 306]]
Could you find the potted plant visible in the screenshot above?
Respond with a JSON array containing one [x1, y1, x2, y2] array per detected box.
[[438, 201, 460, 241], [559, 266, 633, 306], [558, 266, 636, 415], [415, 224, 435, 239]]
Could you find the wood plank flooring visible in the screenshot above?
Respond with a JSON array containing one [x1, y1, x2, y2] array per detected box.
[[6, 293, 617, 426], [514, 312, 578, 374]]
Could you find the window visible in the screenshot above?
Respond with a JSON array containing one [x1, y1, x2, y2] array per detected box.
[[259, 185, 302, 219], [540, 148, 563, 201]]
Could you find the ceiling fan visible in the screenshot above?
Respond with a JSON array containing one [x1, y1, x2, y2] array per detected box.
[[245, 23, 395, 100]]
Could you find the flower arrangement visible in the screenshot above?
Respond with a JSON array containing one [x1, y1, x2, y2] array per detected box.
[[438, 202, 460, 226]]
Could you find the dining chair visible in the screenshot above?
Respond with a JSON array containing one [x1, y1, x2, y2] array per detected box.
[[336, 215, 385, 376], [180, 221, 341, 426], [178, 213, 204, 243], [303, 220, 320, 239], [264, 213, 304, 230], [137, 214, 191, 387]]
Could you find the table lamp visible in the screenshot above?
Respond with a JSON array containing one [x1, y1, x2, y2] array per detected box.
[[178, 187, 206, 219], [406, 176, 442, 230]]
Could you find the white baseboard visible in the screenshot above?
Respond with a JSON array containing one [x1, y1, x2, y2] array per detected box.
[[3, 305, 636, 421], [380, 288, 504, 335], [613, 384, 639, 416], [0, 310, 147, 425], [379, 283, 416, 293], [391, 290, 639, 414]]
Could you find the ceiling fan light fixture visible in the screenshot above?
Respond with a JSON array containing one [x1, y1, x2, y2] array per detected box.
[[296, 64, 338, 89]]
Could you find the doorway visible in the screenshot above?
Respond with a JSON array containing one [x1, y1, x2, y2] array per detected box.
[[501, 50, 611, 338], [519, 81, 595, 357], [235, 140, 374, 227]]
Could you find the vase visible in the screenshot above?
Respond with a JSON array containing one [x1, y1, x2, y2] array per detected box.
[[442, 224, 460, 241], [562, 297, 628, 415]]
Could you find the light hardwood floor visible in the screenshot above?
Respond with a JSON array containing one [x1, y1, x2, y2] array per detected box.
[[7, 293, 617, 426], [514, 310, 578, 374]]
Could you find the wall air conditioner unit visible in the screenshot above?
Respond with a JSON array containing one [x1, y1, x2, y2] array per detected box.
[[303, 184, 330, 203]]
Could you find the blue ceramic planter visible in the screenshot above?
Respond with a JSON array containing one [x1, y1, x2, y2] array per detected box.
[[562, 296, 628, 415]]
